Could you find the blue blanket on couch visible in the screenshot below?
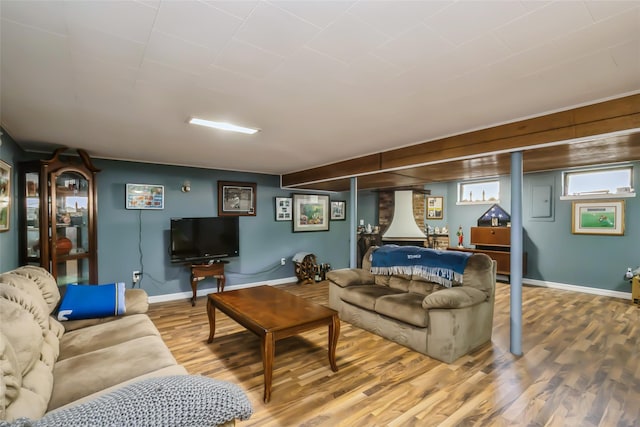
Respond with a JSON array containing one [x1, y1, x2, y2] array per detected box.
[[370, 245, 472, 287]]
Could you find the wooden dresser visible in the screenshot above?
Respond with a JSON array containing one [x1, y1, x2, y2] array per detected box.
[[449, 227, 526, 280]]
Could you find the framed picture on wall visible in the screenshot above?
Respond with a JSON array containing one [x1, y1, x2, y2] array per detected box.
[[275, 196, 292, 221], [572, 200, 624, 235], [0, 160, 11, 232], [330, 200, 346, 220], [125, 183, 164, 210], [292, 194, 329, 232], [427, 196, 444, 219], [218, 181, 256, 216]]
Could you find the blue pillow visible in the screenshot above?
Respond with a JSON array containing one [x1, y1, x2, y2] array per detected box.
[[57, 282, 126, 321]]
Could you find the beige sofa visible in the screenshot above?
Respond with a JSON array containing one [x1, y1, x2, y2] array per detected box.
[[327, 246, 497, 363], [0, 265, 251, 425]]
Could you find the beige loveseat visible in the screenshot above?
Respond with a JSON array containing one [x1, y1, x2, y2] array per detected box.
[[327, 246, 497, 363], [0, 265, 251, 425]]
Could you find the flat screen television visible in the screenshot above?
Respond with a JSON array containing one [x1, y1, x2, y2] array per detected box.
[[170, 216, 239, 263]]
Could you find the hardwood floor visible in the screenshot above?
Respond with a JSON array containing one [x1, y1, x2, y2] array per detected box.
[[148, 282, 640, 427]]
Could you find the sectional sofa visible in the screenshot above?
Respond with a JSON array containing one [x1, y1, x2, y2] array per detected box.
[[0, 265, 251, 425]]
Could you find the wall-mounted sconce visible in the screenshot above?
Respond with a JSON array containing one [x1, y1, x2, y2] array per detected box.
[[181, 180, 191, 193]]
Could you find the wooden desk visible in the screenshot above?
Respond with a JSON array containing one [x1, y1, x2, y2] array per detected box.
[[190, 262, 226, 306]]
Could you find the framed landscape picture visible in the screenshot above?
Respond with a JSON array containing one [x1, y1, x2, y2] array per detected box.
[[330, 200, 346, 220], [218, 181, 256, 216], [293, 194, 329, 232], [571, 200, 624, 235], [0, 160, 11, 232], [275, 196, 292, 221]]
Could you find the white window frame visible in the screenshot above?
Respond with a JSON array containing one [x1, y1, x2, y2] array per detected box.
[[560, 164, 635, 200], [456, 179, 500, 205]]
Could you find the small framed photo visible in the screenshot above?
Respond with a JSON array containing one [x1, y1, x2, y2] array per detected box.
[[126, 183, 164, 210], [275, 197, 292, 221], [218, 181, 256, 216], [571, 200, 624, 235], [330, 200, 346, 221], [293, 194, 330, 232], [427, 196, 444, 219], [0, 160, 11, 232]]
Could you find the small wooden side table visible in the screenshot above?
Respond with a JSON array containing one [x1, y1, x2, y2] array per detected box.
[[190, 262, 227, 306]]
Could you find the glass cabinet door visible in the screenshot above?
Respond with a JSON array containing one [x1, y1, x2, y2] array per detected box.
[[24, 171, 41, 263], [51, 170, 92, 285]]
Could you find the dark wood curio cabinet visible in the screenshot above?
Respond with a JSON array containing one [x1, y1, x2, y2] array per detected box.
[[19, 148, 99, 286]]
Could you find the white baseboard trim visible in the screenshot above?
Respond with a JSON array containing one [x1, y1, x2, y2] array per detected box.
[[148, 276, 298, 304], [522, 278, 631, 300]]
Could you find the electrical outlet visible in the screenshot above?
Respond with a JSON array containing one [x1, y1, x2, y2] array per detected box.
[[132, 271, 141, 284], [280, 258, 286, 265]]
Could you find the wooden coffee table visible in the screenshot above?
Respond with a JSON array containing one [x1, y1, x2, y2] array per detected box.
[[207, 285, 340, 402]]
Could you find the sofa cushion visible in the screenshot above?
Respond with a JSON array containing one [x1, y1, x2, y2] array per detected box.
[[408, 280, 444, 296], [0, 273, 50, 317], [58, 314, 161, 360], [422, 287, 488, 309], [375, 293, 429, 328], [49, 335, 179, 411], [0, 285, 47, 375], [340, 285, 404, 311], [388, 276, 410, 291], [6, 266, 60, 312], [326, 269, 374, 288]]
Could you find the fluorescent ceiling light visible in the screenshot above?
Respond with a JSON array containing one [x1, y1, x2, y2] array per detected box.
[[189, 118, 259, 135]]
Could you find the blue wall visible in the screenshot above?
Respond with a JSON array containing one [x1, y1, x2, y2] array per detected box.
[[3, 140, 637, 296], [0, 131, 22, 272], [404, 166, 639, 293], [93, 159, 350, 296]]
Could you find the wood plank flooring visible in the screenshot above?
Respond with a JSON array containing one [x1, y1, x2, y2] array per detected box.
[[148, 282, 640, 427]]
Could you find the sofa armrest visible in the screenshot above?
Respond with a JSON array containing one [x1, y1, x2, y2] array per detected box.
[[326, 269, 374, 288], [62, 289, 149, 332], [422, 287, 487, 309]]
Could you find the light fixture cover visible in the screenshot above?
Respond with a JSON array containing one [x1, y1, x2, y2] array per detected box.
[[189, 118, 259, 134]]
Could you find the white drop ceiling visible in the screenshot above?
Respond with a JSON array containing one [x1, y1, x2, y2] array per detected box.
[[1, 1, 639, 176]]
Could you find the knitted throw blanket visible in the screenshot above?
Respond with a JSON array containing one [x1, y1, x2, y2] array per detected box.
[[370, 245, 472, 287], [2, 375, 252, 427]]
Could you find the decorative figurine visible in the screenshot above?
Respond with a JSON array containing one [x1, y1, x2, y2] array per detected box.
[[456, 226, 464, 247]]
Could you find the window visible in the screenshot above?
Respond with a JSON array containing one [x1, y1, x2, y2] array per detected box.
[[457, 180, 499, 204], [563, 166, 633, 198]]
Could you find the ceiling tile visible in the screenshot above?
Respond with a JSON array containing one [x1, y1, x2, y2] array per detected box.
[[0, 0, 67, 35], [204, 0, 259, 20], [494, 2, 595, 52], [153, 1, 241, 55], [450, 33, 512, 70], [552, 8, 640, 60], [62, 1, 157, 43], [196, 64, 263, 98], [306, 12, 390, 63], [374, 24, 454, 70], [233, 2, 320, 57], [214, 38, 284, 79], [584, 1, 639, 21], [425, 1, 527, 46], [144, 30, 213, 74], [270, 0, 353, 28], [348, 1, 448, 38], [67, 24, 146, 69]]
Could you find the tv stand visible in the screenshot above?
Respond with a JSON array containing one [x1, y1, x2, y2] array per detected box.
[[190, 262, 227, 306]]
